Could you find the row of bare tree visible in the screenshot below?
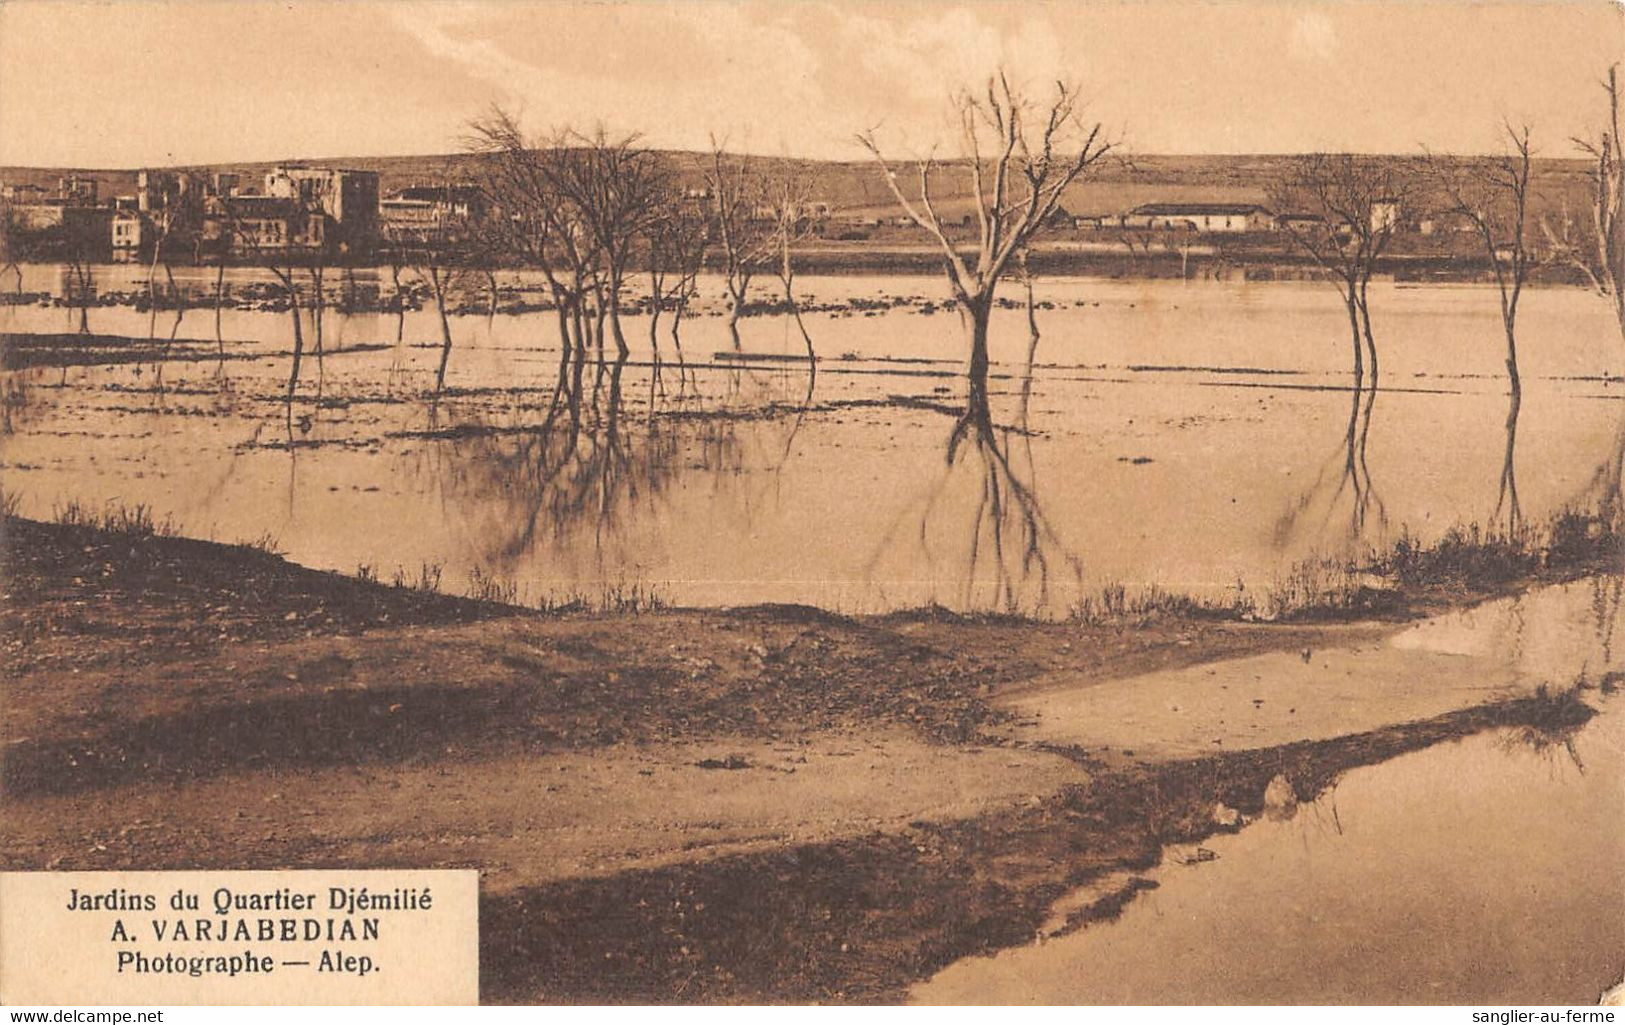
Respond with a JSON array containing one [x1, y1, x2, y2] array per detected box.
[[1265, 71, 1625, 398], [7, 66, 1624, 428], [856, 68, 1625, 420]]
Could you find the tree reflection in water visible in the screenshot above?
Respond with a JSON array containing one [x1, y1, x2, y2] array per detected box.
[[403, 343, 814, 597], [1579, 399, 1625, 534], [1274, 371, 1386, 551], [867, 348, 1081, 616], [950, 371, 1081, 613]]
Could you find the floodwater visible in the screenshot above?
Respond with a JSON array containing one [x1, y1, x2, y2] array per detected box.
[[916, 576, 1625, 1004], [2, 263, 1622, 615], [1001, 574, 1625, 757]]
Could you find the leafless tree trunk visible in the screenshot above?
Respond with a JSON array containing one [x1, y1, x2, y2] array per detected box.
[[213, 262, 226, 356], [384, 185, 476, 398], [268, 264, 305, 421], [647, 186, 706, 382], [70, 258, 92, 335], [143, 171, 205, 336], [147, 232, 167, 337], [541, 125, 667, 359], [430, 266, 455, 394], [466, 107, 581, 359]]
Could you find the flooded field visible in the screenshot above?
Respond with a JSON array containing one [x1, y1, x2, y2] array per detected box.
[[918, 575, 1625, 1004], [3, 263, 1622, 615]]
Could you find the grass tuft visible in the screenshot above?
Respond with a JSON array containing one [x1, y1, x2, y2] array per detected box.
[[50, 499, 178, 537]]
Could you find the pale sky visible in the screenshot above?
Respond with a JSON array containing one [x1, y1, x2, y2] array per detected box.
[[0, 0, 1621, 167]]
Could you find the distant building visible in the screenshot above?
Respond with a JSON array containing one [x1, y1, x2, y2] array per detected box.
[[111, 210, 143, 261], [137, 170, 185, 213], [1275, 213, 1327, 233], [1417, 211, 1476, 236], [5, 202, 113, 259], [391, 184, 485, 220], [1371, 198, 1401, 234], [56, 174, 100, 206], [201, 194, 326, 257], [1128, 203, 1275, 233], [379, 184, 488, 245], [0, 182, 50, 204], [263, 165, 379, 251], [378, 197, 440, 242]]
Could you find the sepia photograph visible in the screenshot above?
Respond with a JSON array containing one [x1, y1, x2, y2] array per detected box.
[[0, 0, 1622, 1008]]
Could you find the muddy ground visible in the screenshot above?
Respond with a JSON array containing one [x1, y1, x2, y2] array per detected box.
[[0, 513, 1610, 1002]]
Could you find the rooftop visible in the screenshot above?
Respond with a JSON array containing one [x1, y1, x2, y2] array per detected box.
[[1131, 202, 1272, 216]]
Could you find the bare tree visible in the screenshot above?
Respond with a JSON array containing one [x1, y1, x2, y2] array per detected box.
[[857, 73, 1112, 415], [644, 183, 708, 377], [763, 163, 822, 369], [143, 171, 206, 327], [466, 108, 594, 362], [383, 185, 477, 396], [9, 209, 100, 334], [704, 139, 775, 350], [306, 253, 329, 374], [1546, 65, 1625, 347], [62, 241, 94, 336], [536, 139, 609, 365], [546, 125, 668, 357], [1270, 153, 1412, 381], [1497, 388, 1523, 534], [1424, 124, 1536, 397], [215, 193, 323, 421]]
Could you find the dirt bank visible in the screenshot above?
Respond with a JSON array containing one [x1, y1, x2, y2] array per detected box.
[[0, 514, 1613, 1002]]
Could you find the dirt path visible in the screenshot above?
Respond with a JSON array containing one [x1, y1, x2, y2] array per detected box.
[[2, 515, 1617, 1002], [4, 729, 1081, 891]]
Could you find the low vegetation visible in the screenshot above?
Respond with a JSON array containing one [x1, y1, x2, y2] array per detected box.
[[1069, 504, 1622, 627]]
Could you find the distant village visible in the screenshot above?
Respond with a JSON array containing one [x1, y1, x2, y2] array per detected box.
[[3, 167, 451, 262], [0, 162, 1489, 267]]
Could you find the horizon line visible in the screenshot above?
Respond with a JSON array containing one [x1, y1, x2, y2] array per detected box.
[[0, 145, 1599, 176]]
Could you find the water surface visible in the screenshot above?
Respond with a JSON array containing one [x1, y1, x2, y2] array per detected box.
[[4, 266, 1621, 615], [916, 576, 1625, 1003]]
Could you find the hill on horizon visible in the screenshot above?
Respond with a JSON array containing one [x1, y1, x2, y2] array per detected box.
[[1, 150, 1595, 221]]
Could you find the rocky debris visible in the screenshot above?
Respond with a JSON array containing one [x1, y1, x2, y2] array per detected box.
[[1210, 802, 1242, 827], [1261, 773, 1299, 820]]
